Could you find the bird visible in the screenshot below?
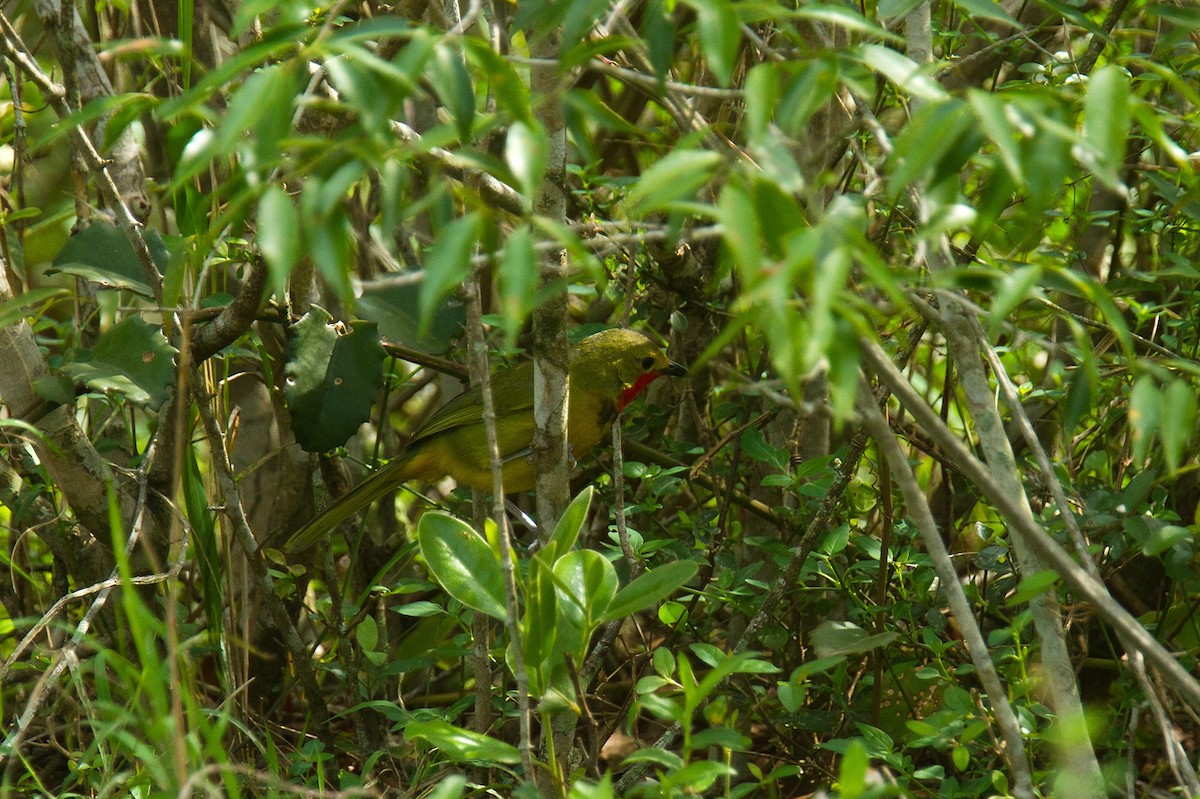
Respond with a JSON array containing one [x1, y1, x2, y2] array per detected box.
[[284, 328, 686, 552]]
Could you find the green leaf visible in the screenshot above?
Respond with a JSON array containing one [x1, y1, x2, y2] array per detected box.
[[356, 273, 466, 355], [601, 560, 698, 622], [809, 620, 898, 658], [855, 44, 946, 102], [417, 512, 508, 621], [429, 42, 475, 142], [522, 556, 558, 689], [496, 225, 539, 346], [505, 120, 548, 205], [405, 719, 521, 763], [988, 265, 1043, 332], [282, 308, 387, 452], [1006, 569, 1059, 606], [740, 427, 789, 471], [49, 220, 169, 298], [419, 214, 478, 335], [0, 287, 69, 328], [1159, 378, 1195, 474], [1129, 374, 1159, 463], [544, 486, 594, 563], [356, 614, 379, 652], [968, 90, 1024, 184], [837, 738, 869, 797], [951, 0, 1018, 26], [878, 0, 922, 17], [627, 150, 722, 218], [1082, 64, 1131, 190], [555, 549, 618, 630], [176, 61, 298, 183], [1142, 522, 1192, 557], [59, 317, 178, 407], [691, 0, 740, 86], [257, 185, 299, 296]]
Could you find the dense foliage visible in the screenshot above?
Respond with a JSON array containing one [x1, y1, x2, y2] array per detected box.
[[0, 0, 1198, 796]]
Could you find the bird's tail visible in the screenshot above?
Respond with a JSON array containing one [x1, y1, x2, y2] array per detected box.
[[284, 454, 416, 553]]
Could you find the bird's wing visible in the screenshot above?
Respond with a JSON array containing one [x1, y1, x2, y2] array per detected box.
[[409, 361, 535, 444]]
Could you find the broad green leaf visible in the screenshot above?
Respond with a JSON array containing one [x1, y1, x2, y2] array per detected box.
[[356, 273, 466, 355], [717, 180, 763, 277], [544, 486, 594, 563], [567, 773, 614, 799], [776, 57, 840, 139], [522, 556, 558, 692], [877, 0, 922, 18], [601, 560, 698, 622], [463, 38, 531, 125], [176, 61, 297, 183], [282, 309, 386, 452], [744, 63, 777, 144], [417, 512, 508, 621], [428, 775, 467, 799], [627, 150, 722, 218], [837, 739, 869, 796], [405, 719, 520, 763], [356, 614, 379, 652], [1082, 64, 1131, 190], [1141, 523, 1191, 557], [49, 220, 169, 298], [59, 317, 178, 407], [555, 549, 618, 629], [888, 99, 973, 197], [662, 761, 735, 793], [968, 90, 1024, 184], [740, 427, 789, 472]]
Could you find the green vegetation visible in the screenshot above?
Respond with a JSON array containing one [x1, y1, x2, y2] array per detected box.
[[0, 0, 1198, 797]]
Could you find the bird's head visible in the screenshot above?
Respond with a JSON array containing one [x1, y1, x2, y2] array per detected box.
[[571, 328, 688, 411]]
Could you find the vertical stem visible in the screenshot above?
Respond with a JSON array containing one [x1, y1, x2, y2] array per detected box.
[[530, 30, 570, 535], [857, 390, 1036, 799], [463, 269, 535, 782]]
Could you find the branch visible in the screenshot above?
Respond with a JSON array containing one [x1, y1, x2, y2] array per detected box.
[[860, 336, 1200, 714], [856, 381, 1036, 799]]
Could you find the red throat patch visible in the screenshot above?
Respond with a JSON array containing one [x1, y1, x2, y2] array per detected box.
[[618, 371, 662, 411]]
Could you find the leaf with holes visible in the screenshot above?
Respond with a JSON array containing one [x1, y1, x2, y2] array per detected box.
[[59, 316, 178, 407], [283, 307, 386, 452]]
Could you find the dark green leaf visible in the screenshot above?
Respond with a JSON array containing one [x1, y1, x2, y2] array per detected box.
[[601, 560, 698, 621], [50, 221, 169, 298], [283, 307, 387, 452], [356, 273, 465, 355], [417, 512, 508, 621], [58, 317, 178, 407]]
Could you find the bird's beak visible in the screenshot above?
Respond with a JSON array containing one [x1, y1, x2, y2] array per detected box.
[[666, 360, 688, 378]]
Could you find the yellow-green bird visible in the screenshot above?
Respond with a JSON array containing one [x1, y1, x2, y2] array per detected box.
[[285, 328, 686, 552]]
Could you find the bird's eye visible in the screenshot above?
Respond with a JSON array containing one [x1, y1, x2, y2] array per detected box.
[[641, 356, 657, 370]]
